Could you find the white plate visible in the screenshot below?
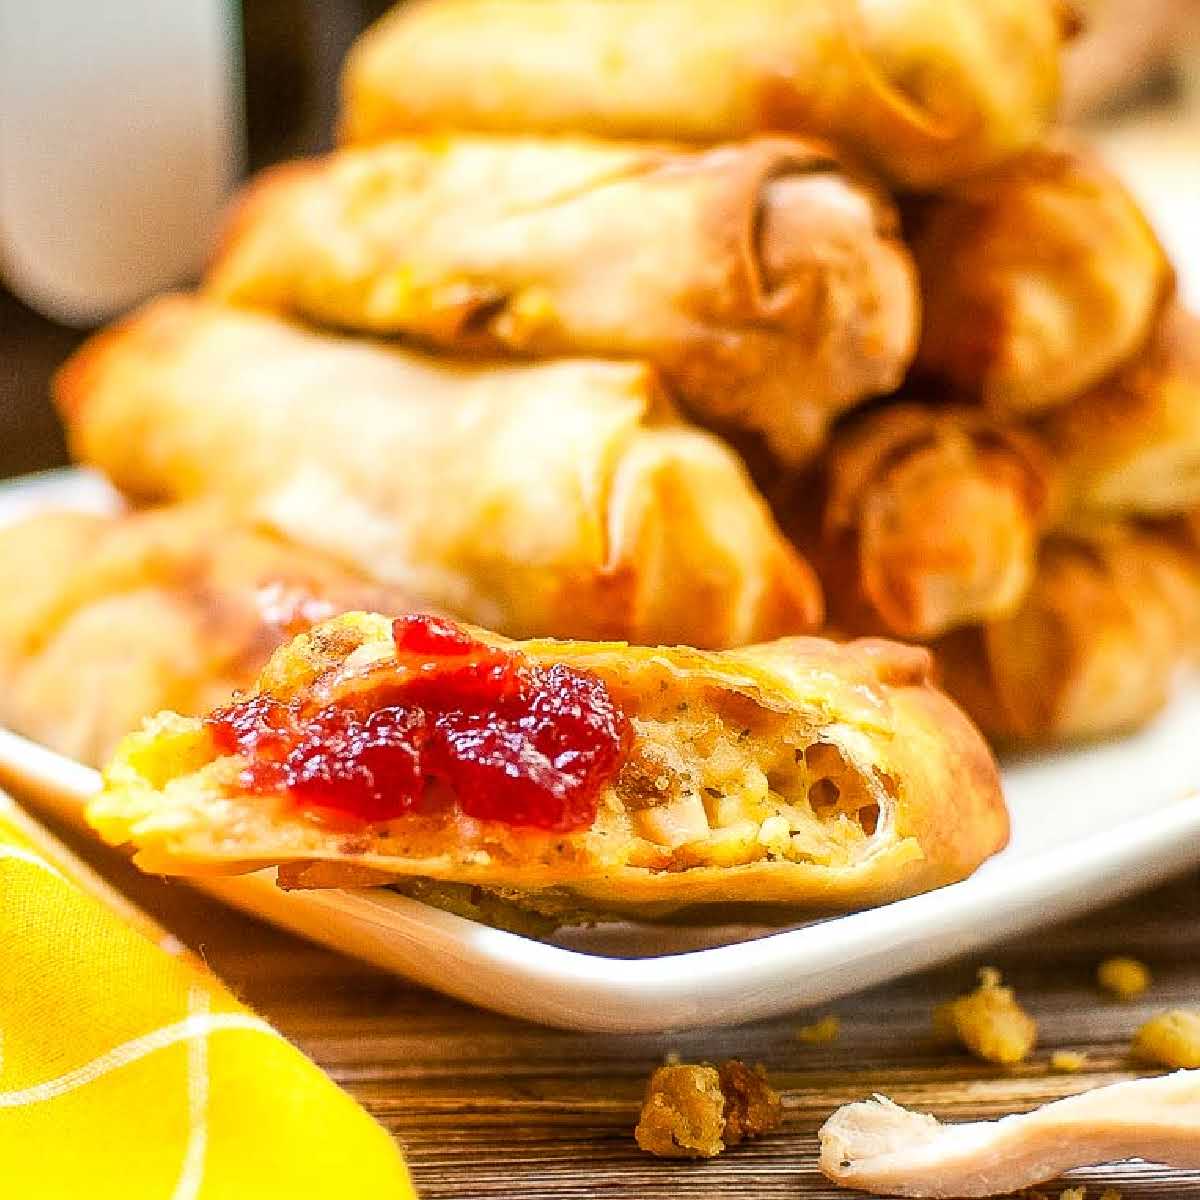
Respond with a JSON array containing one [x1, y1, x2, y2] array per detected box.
[[3, 469, 1200, 1033]]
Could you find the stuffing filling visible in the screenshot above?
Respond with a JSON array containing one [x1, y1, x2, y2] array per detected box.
[[606, 676, 888, 873]]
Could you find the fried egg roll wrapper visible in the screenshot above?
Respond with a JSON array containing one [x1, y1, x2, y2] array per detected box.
[[0, 506, 421, 766], [801, 404, 1056, 640], [912, 142, 1173, 414], [341, 0, 1071, 191], [56, 296, 820, 649], [89, 613, 1007, 914], [1044, 307, 1200, 523], [208, 137, 918, 464], [937, 523, 1200, 744]]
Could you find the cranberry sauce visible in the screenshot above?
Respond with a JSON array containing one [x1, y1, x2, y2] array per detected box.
[[206, 615, 631, 831]]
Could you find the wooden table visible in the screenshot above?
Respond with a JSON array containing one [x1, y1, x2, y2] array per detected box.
[[47, 814, 1200, 1199]]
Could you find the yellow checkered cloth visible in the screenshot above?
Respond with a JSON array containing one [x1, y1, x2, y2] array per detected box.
[[0, 791, 416, 1198]]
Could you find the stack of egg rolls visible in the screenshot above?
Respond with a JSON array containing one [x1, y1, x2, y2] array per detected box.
[[800, 141, 1200, 741]]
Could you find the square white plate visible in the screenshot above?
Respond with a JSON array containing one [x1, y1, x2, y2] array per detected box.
[[3, 468, 1200, 1032]]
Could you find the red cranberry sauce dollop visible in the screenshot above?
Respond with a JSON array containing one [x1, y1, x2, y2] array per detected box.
[[205, 615, 632, 831]]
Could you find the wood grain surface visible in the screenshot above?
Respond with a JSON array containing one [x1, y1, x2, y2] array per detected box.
[[45, 813, 1200, 1199]]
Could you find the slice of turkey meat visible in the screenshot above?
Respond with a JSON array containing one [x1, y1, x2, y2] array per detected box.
[[819, 1071, 1200, 1198]]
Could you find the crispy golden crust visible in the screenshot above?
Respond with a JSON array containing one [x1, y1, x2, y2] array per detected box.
[[89, 613, 1007, 914], [1043, 307, 1200, 523], [800, 404, 1056, 640], [936, 523, 1200, 743], [56, 296, 821, 648], [0, 506, 419, 765], [912, 141, 1173, 413], [341, 0, 1068, 190], [208, 136, 917, 465]]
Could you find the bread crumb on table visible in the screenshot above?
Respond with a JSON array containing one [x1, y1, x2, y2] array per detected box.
[[1050, 1049, 1087, 1072], [1058, 1187, 1086, 1200], [635, 1063, 725, 1158], [634, 1059, 781, 1158], [1132, 1008, 1200, 1068], [1097, 956, 1151, 1000], [718, 1060, 782, 1147], [795, 1014, 841, 1044], [933, 967, 1038, 1064]]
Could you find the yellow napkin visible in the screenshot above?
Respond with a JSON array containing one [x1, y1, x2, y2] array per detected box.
[[0, 791, 416, 1199]]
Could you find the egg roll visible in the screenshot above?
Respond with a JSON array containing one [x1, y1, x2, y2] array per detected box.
[[805, 404, 1056, 640], [208, 136, 918, 464], [0, 505, 420, 766], [341, 0, 1071, 191], [56, 296, 821, 649], [912, 142, 1172, 414], [1044, 307, 1200, 523], [88, 611, 1008, 914], [937, 523, 1200, 743]]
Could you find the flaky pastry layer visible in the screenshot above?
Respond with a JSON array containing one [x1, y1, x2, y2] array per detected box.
[[0, 505, 418, 765], [341, 0, 1069, 190], [56, 296, 820, 649], [209, 136, 917, 464]]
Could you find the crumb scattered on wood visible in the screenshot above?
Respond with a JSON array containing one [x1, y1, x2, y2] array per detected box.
[[1132, 1009, 1200, 1068], [635, 1063, 725, 1158], [1050, 1049, 1087, 1073], [933, 967, 1037, 1064], [1097, 956, 1150, 1001], [718, 1060, 783, 1147], [1058, 1187, 1086, 1200], [796, 1014, 840, 1044], [1098, 1189, 1123, 1200], [634, 1059, 781, 1158]]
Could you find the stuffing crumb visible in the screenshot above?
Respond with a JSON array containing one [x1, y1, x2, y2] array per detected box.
[[634, 1059, 781, 1158], [635, 1063, 726, 1158], [1058, 1188, 1086, 1200], [1098, 1190, 1122, 1200], [1132, 1009, 1200, 1068], [933, 967, 1038, 1064], [717, 1060, 783, 1146], [1097, 956, 1150, 1001], [796, 1014, 841, 1044], [1050, 1049, 1087, 1073]]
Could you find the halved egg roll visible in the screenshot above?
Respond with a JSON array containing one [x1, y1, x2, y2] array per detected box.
[[56, 296, 821, 649], [1043, 307, 1200, 523], [0, 505, 419, 765], [802, 404, 1055, 640], [88, 612, 1008, 914], [937, 523, 1200, 743], [208, 136, 918, 464], [341, 0, 1071, 190], [912, 142, 1172, 414]]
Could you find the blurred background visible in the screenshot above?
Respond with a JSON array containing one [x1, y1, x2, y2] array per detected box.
[[2, 0, 1198, 481]]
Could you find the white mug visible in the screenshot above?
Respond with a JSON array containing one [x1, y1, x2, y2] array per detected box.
[[0, 0, 244, 325]]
